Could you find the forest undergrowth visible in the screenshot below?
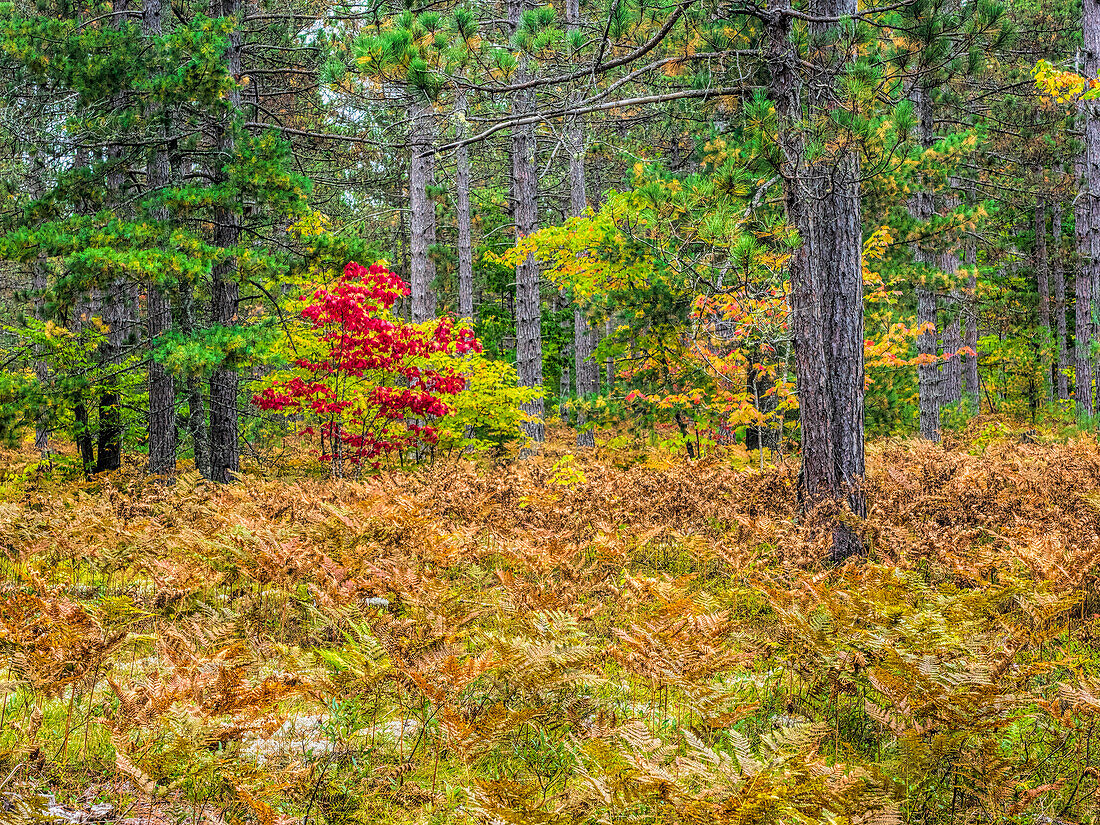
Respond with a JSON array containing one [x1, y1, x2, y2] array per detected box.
[[3, 422, 1100, 825]]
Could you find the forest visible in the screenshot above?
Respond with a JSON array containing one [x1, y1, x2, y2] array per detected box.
[[1, 0, 1100, 820]]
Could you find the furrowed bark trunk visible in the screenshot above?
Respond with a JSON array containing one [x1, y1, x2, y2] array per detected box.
[[822, 139, 866, 556], [409, 98, 437, 323], [1036, 197, 1052, 400], [939, 235, 962, 407], [28, 159, 50, 458], [1077, 0, 1100, 420], [963, 231, 980, 411], [563, 1, 596, 447], [209, 0, 241, 482], [910, 82, 940, 441], [1053, 200, 1070, 399], [181, 280, 210, 478], [455, 89, 474, 321], [95, 0, 131, 474], [32, 255, 50, 458], [768, 0, 866, 561], [767, 0, 835, 507], [145, 0, 176, 477], [510, 0, 544, 444]]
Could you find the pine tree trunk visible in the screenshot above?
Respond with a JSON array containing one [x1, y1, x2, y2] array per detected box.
[[562, 1, 596, 447], [145, 0, 176, 477], [455, 89, 474, 321], [509, 0, 544, 444], [181, 280, 210, 478], [1078, 0, 1100, 420], [963, 232, 980, 412], [1036, 198, 1052, 400], [939, 234, 963, 407], [816, 0, 865, 544], [909, 82, 941, 441], [94, 0, 131, 474], [209, 0, 241, 482], [1053, 200, 1070, 400], [409, 98, 437, 323], [28, 159, 50, 458], [768, 0, 866, 561], [32, 255, 49, 458]]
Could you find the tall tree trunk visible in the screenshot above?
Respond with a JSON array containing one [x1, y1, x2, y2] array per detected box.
[[455, 89, 474, 321], [768, 0, 865, 561], [939, 229, 963, 407], [564, 0, 596, 448], [963, 227, 980, 412], [181, 280, 210, 478], [409, 98, 437, 323], [1036, 197, 1052, 400], [910, 82, 941, 440], [32, 255, 50, 458], [209, 0, 241, 482], [1077, 0, 1100, 420], [28, 159, 50, 458], [509, 0, 544, 444], [95, 0, 131, 474], [1053, 200, 1070, 400], [145, 0, 176, 477]]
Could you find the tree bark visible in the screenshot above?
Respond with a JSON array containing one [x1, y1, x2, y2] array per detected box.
[[145, 0, 176, 477], [455, 89, 474, 321], [767, 0, 865, 561], [181, 279, 210, 478], [509, 0, 545, 444], [1078, 0, 1100, 420], [95, 0, 131, 474], [209, 0, 242, 482], [963, 228, 980, 412], [409, 98, 437, 323], [909, 82, 941, 440], [564, 0, 596, 447], [939, 233, 963, 407], [1053, 200, 1070, 400], [1036, 197, 1052, 400]]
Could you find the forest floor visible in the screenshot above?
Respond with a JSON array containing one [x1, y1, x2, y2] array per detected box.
[[2, 420, 1100, 825]]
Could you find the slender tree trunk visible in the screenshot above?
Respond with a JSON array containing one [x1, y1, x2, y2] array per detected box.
[[1053, 200, 1070, 400], [94, 0, 131, 474], [28, 159, 50, 458], [209, 0, 241, 482], [145, 0, 176, 477], [909, 82, 941, 440], [455, 89, 474, 321], [563, 0, 597, 447], [32, 255, 50, 458], [916, 287, 940, 438], [1036, 197, 1052, 400], [409, 98, 437, 323], [509, 0, 544, 444], [963, 227, 980, 412], [181, 280, 210, 478], [1077, 0, 1100, 420], [939, 231, 963, 407]]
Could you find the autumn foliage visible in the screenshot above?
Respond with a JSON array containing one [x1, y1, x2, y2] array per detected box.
[[4, 425, 1100, 823], [252, 262, 480, 471]]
